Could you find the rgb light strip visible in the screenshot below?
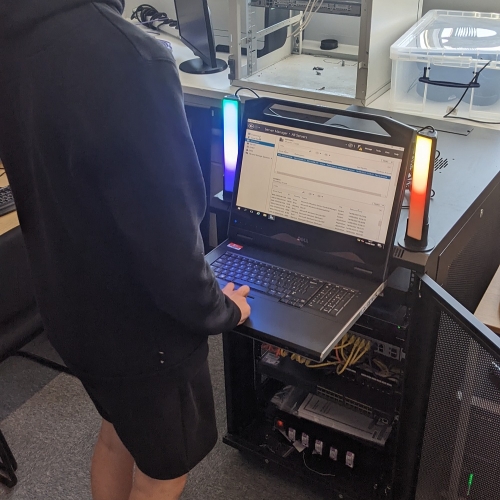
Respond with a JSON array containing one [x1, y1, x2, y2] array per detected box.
[[222, 95, 241, 197], [400, 127, 438, 252], [407, 134, 434, 241]]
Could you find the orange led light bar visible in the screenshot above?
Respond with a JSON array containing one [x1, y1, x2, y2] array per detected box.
[[401, 128, 438, 252], [407, 134, 433, 240]]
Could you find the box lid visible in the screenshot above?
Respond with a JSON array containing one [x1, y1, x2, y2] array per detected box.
[[391, 10, 500, 67]]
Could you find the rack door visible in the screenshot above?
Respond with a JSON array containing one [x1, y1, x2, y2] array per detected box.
[[409, 275, 500, 500]]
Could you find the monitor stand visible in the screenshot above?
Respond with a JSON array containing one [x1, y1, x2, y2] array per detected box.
[[179, 58, 227, 75]]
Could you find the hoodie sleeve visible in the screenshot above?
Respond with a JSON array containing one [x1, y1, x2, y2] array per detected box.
[[93, 57, 241, 335]]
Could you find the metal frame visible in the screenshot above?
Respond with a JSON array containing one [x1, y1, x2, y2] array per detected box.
[[356, 0, 372, 101], [390, 271, 440, 500], [229, 0, 365, 105], [228, 0, 422, 106], [228, 0, 297, 84]]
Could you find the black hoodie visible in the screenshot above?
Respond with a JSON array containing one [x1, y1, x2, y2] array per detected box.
[[0, 1, 240, 377]]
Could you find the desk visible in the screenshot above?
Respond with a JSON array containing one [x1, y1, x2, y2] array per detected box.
[[475, 266, 500, 334], [0, 167, 18, 237]]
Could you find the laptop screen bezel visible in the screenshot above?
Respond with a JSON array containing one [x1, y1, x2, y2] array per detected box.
[[228, 98, 416, 281]]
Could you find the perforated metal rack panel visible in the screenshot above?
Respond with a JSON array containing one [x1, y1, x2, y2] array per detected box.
[[438, 187, 500, 312], [415, 281, 500, 500]]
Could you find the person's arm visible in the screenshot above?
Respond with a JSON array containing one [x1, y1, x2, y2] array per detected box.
[[92, 57, 247, 335]]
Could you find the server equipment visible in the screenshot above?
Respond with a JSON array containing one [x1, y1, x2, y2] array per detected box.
[[221, 103, 500, 499]]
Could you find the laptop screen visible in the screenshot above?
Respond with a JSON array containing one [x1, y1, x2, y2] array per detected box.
[[235, 119, 405, 249]]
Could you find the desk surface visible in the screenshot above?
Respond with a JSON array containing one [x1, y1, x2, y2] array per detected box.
[[475, 266, 500, 335], [0, 166, 18, 237]]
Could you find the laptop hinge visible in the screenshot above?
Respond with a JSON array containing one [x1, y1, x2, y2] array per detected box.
[[354, 267, 373, 275]]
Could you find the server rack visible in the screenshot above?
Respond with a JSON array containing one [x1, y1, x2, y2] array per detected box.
[[221, 108, 500, 499]]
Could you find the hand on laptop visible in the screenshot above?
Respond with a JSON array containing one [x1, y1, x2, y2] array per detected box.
[[222, 282, 251, 325]]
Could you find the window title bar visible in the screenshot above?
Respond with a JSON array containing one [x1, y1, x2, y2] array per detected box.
[[247, 120, 404, 159]]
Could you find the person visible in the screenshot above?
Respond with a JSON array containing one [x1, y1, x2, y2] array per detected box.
[[0, 1, 251, 499]]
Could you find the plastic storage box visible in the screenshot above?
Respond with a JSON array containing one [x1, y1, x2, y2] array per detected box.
[[390, 10, 500, 123]]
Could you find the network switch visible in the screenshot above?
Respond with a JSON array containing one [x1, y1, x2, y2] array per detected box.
[[355, 332, 405, 361], [297, 393, 393, 446]]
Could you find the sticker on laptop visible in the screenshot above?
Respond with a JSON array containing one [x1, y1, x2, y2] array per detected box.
[[227, 242, 243, 250]]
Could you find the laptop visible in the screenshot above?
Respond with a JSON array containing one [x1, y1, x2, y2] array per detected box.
[[207, 98, 415, 362]]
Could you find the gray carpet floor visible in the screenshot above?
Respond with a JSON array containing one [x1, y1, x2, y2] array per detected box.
[[0, 334, 324, 499]]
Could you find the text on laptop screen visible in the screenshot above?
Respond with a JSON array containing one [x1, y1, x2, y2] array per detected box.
[[236, 120, 404, 246]]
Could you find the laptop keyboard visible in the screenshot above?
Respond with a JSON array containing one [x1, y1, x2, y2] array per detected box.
[[0, 185, 16, 217], [210, 252, 358, 317]]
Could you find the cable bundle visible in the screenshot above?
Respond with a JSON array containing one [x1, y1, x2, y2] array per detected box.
[[278, 333, 371, 373], [289, 0, 326, 39], [131, 4, 176, 31], [264, 334, 401, 384]]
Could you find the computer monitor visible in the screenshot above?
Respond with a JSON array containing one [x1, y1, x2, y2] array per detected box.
[[174, 0, 228, 75]]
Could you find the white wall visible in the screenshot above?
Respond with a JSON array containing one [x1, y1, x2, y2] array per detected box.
[[423, 0, 500, 14]]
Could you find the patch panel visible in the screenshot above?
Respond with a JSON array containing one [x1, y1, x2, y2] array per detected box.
[[249, 0, 362, 17], [344, 397, 373, 417], [317, 386, 344, 405], [317, 386, 375, 419]]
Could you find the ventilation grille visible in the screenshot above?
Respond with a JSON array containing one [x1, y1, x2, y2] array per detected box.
[[434, 157, 448, 171], [415, 313, 500, 500], [393, 246, 405, 259]]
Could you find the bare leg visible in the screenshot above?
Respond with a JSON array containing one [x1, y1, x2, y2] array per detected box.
[[91, 419, 135, 500], [129, 468, 187, 500]]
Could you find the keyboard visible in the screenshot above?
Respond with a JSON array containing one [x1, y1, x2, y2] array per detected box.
[[0, 185, 15, 216], [211, 252, 358, 317]]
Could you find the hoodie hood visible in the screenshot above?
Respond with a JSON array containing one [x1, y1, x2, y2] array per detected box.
[[0, 0, 124, 39]]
